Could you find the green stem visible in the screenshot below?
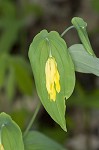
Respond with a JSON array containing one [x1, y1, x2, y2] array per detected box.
[[61, 25, 74, 37], [23, 103, 41, 137]]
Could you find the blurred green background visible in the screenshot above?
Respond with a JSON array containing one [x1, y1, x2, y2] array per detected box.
[[0, 0, 99, 150]]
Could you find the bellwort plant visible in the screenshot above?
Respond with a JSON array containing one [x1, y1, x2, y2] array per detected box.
[[0, 17, 99, 150]]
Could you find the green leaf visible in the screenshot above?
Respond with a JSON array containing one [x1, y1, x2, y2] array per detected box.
[[5, 66, 16, 101], [67, 84, 99, 109], [23, 131, 66, 150], [23, 2, 43, 17], [91, 0, 99, 12], [0, 0, 16, 18], [0, 112, 24, 150], [29, 30, 75, 131], [68, 44, 99, 76], [11, 56, 33, 96], [0, 19, 24, 54], [71, 17, 95, 56], [0, 54, 8, 88], [48, 31, 75, 99]]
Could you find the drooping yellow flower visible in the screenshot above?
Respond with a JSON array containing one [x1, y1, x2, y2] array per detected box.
[[0, 144, 4, 150], [45, 57, 60, 101]]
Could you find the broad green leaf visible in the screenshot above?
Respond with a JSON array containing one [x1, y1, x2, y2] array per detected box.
[[68, 44, 99, 76], [71, 17, 95, 56], [29, 30, 75, 131], [0, 112, 24, 150], [11, 56, 33, 96], [23, 131, 66, 150], [48, 31, 75, 99]]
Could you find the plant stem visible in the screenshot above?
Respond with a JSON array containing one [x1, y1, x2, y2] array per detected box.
[[23, 103, 41, 137], [61, 25, 74, 37]]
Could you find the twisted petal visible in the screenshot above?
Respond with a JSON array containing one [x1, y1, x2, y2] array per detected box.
[[55, 70, 60, 93], [45, 57, 60, 101], [0, 144, 4, 150], [50, 83, 56, 101]]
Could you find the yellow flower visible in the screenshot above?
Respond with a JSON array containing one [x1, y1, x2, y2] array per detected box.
[[45, 57, 60, 101], [0, 144, 4, 150]]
